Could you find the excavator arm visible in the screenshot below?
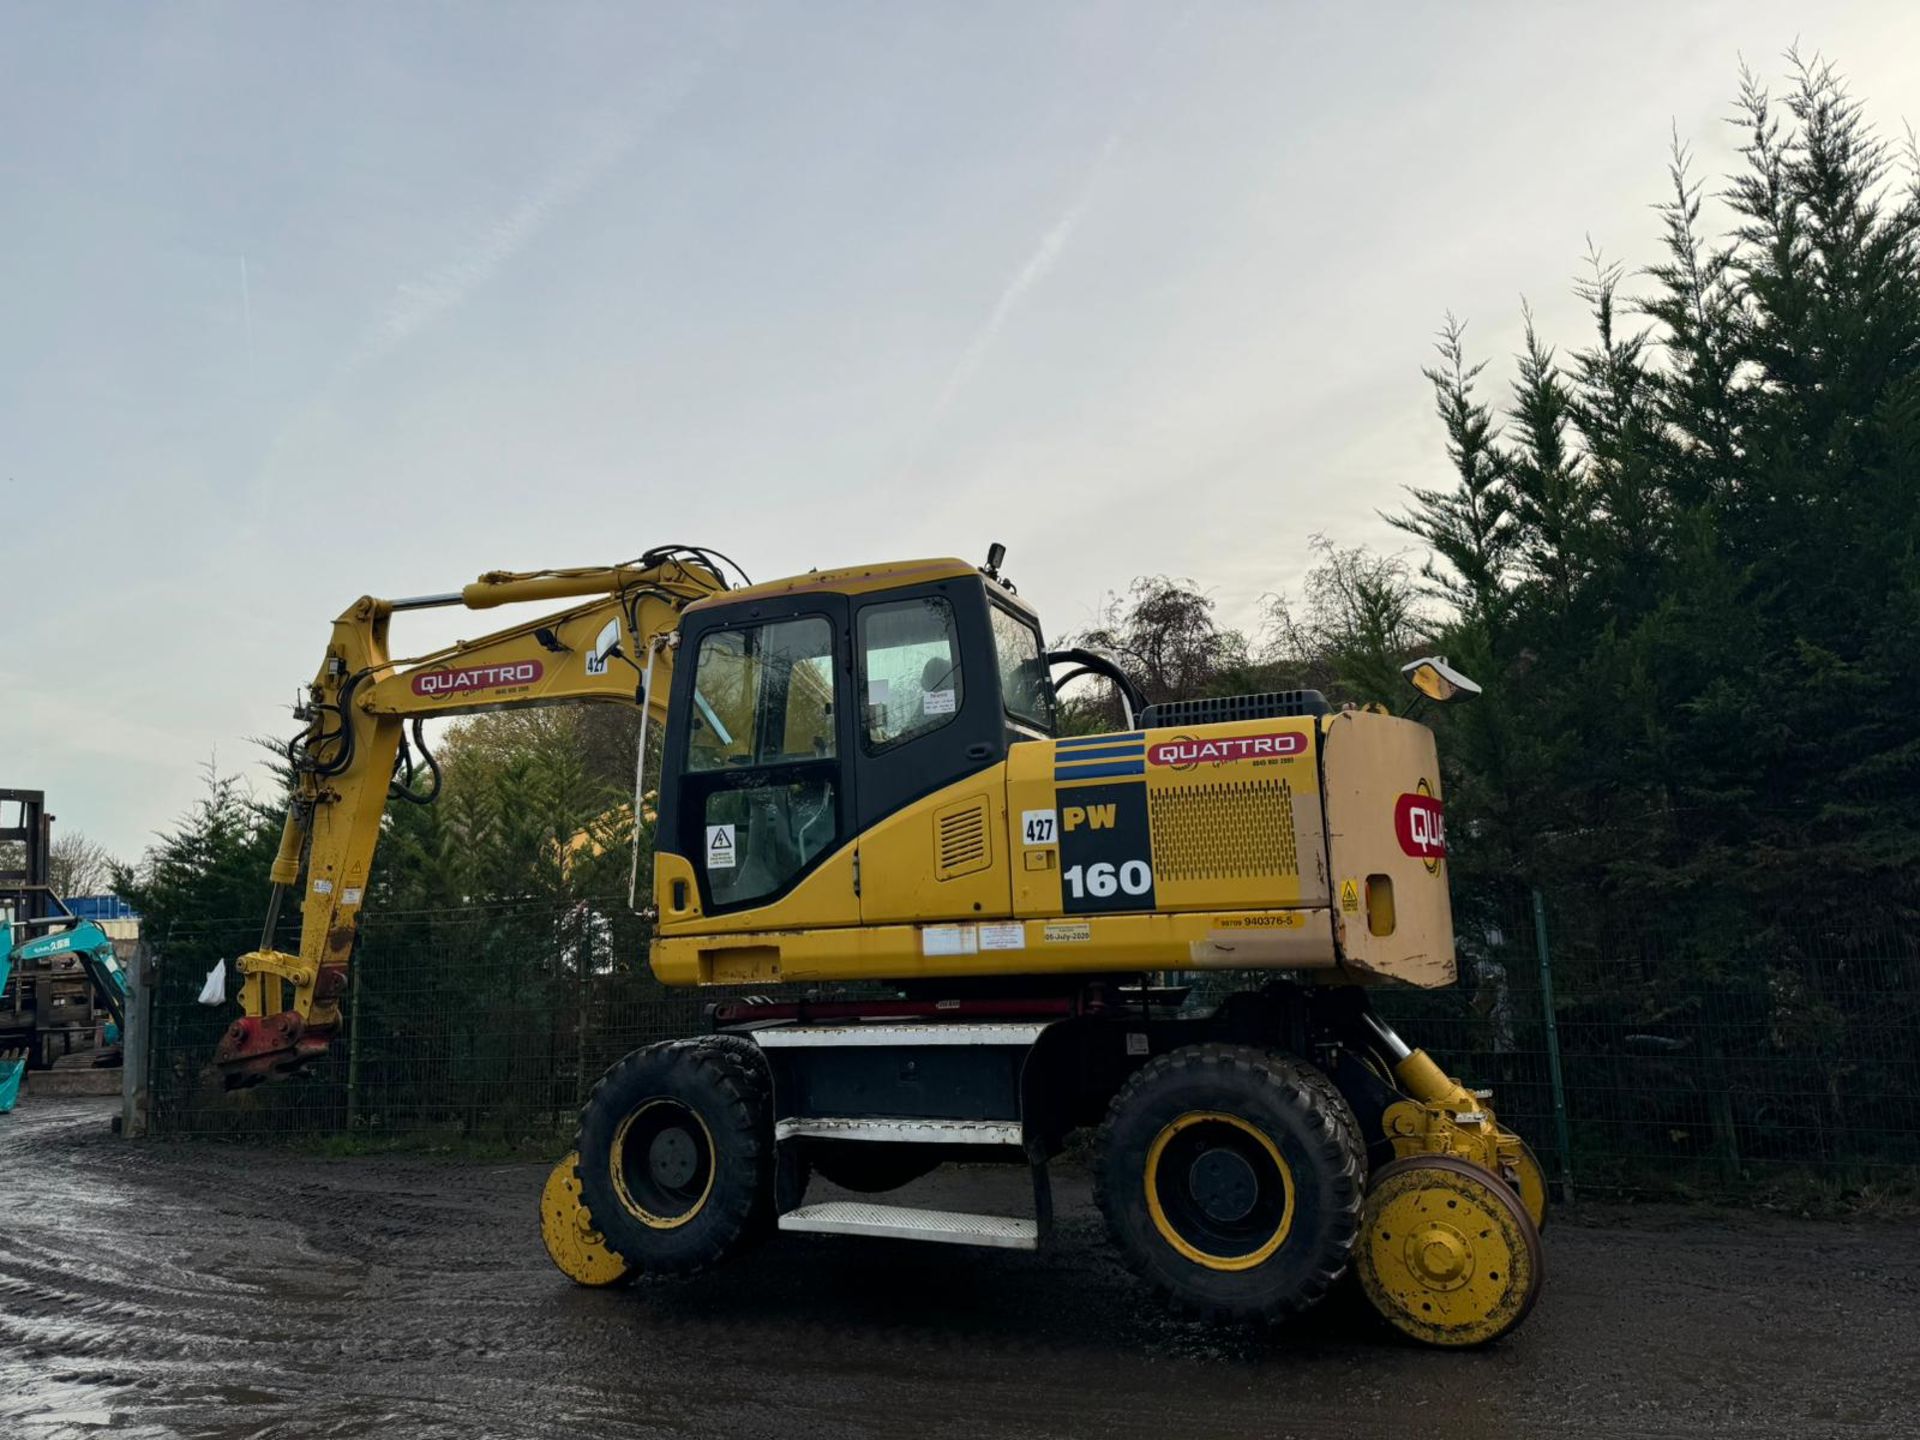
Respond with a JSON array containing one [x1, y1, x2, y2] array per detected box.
[[213, 547, 732, 1084]]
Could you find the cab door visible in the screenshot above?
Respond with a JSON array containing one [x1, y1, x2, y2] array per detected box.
[[658, 595, 860, 928], [851, 578, 1013, 924]]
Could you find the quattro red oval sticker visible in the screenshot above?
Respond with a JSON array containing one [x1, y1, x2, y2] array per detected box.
[[1394, 791, 1447, 859]]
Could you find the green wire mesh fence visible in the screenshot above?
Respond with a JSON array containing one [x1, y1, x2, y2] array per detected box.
[[141, 889, 1920, 1200]]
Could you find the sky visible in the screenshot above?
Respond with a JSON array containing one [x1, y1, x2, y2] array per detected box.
[[4, 1, 1918, 864]]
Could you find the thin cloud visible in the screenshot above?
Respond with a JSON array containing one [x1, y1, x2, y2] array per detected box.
[[355, 56, 712, 371], [250, 45, 726, 524], [922, 4, 1192, 431], [929, 132, 1121, 421]]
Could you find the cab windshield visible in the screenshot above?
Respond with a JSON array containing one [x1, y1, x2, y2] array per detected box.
[[989, 603, 1055, 734]]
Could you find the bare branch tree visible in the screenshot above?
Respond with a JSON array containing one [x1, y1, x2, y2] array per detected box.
[[50, 831, 117, 896]]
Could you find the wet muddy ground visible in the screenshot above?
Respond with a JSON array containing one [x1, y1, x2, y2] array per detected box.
[[4, 1097, 1917, 1439]]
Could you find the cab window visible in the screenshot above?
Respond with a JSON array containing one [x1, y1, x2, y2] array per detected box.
[[685, 616, 838, 910], [859, 597, 962, 752], [688, 618, 836, 771], [989, 604, 1055, 732]]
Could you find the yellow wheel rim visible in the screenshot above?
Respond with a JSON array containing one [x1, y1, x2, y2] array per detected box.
[[609, 1099, 717, 1230], [1356, 1156, 1542, 1347], [540, 1152, 632, 1287], [1143, 1111, 1295, 1272]]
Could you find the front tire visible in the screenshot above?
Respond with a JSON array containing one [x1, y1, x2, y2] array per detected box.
[[576, 1040, 770, 1277], [1094, 1044, 1364, 1323]]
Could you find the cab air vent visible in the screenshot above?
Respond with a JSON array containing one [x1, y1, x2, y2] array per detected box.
[[934, 797, 991, 880]]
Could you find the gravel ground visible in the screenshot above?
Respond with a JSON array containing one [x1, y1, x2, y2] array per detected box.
[[3, 1096, 1917, 1440]]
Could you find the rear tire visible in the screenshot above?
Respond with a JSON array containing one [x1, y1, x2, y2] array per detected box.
[[1094, 1044, 1364, 1323], [576, 1039, 769, 1277], [1296, 1060, 1369, 1188]]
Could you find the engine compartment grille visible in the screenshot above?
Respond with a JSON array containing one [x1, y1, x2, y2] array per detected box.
[[1138, 690, 1329, 727], [1148, 779, 1299, 882]]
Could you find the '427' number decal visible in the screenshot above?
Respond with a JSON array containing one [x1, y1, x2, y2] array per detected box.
[[1064, 860, 1153, 900]]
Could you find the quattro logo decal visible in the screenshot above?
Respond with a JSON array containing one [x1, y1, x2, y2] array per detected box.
[[410, 660, 544, 698], [1395, 784, 1446, 865], [1147, 732, 1305, 769]]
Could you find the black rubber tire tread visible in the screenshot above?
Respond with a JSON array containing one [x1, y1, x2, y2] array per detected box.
[[688, 1033, 812, 1218], [1297, 1061, 1369, 1188], [574, 1038, 769, 1277], [686, 1033, 953, 1206], [807, 1142, 941, 1194], [1093, 1043, 1365, 1324]]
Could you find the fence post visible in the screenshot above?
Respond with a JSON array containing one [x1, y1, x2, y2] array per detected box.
[[346, 933, 364, 1130], [1530, 888, 1576, 1201], [573, 920, 592, 1113], [119, 939, 154, 1138]]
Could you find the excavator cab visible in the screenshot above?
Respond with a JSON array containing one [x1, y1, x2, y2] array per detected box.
[[652, 559, 1054, 940]]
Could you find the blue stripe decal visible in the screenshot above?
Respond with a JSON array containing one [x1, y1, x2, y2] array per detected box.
[[1055, 731, 1143, 748], [1052, 760, 1146, 781], [1054, 744, 1146, 763]]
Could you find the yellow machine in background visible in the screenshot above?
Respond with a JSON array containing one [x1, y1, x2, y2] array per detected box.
[[223, 543, 1545, 1346]]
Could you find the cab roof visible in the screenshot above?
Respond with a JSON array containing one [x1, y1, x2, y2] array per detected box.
[[687, 557, 1043, 621]]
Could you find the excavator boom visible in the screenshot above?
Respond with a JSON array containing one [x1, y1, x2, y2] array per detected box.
[[213, 547, 731, 1084]]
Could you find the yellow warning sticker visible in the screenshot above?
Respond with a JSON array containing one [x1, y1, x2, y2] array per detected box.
[[1043, 921, 1092, 944], [1339, 878, 1362, 914]]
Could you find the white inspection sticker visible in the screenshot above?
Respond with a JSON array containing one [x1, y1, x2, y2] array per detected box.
[[342, 887, 363, 906], [920, 924, 979, 957], [706, 824, 737, 870], [923, 688, 956, 716], [312, 878, 333, 895], [1020, 809, 1057, 846], [978, 922, 1025, 951]]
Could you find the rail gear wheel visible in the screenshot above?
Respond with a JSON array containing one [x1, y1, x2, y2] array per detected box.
[[540, 1151, 634, 1287], [575, 1039, 771, 1277], [807, 1141, 941, 1194], [1507, 1138, 1549, 1232], [1094, 1044, 1364, 1322], [1353, 1154, 1544, 1347]]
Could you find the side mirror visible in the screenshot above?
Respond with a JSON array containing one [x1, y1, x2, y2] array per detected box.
[[1401, 656, 1482, 705]]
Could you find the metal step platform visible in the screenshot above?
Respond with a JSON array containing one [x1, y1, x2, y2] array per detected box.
[[778, 1201, 1039, 1250], [774, 1116, 1023, 1145], [752, 1022, 1053, 1048]]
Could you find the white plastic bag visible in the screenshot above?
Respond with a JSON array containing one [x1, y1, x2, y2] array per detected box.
[[196, 960, 228, 1007]]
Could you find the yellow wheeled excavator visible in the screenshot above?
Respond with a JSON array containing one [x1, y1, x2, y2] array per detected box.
[[220, 543, 1545, 1346]]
